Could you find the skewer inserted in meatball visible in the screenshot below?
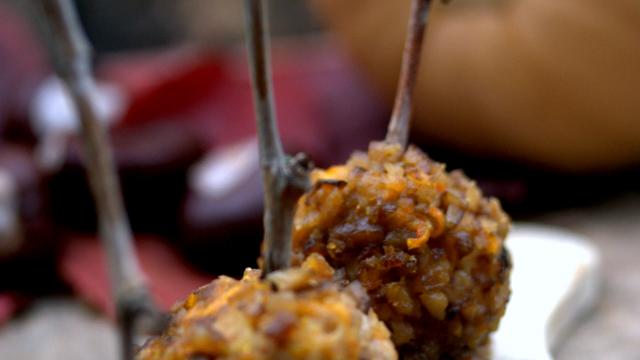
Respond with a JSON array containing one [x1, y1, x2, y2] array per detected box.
[[292, 142, 512, 358], [137, 253, 398, 360]]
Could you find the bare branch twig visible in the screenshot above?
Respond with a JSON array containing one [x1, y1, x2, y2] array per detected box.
[[35, 0, 165, 358], [385, 0, 430, 148], [244, 0, 311, 275]]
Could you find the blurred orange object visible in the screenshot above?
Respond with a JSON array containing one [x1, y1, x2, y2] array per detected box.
[[311, 0, 640, 171]]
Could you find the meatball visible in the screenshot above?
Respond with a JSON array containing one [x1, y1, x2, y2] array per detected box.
[[292, 142, 512, 358], [137, 253, 397, 360]]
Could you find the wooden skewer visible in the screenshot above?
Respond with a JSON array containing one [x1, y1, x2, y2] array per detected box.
[[385, 0, 431, 149], [35, 1, 165, 358], [243, 0, 311, 275]]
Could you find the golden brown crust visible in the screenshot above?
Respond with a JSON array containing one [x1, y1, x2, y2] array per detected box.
[[292, 142, 512, 359], [137, 254, 397, 360]]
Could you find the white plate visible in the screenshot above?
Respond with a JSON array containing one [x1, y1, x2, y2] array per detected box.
[[491, 224, 602, 360]]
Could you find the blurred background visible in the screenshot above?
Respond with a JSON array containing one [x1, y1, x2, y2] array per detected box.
[[0, 0, 638, 358]]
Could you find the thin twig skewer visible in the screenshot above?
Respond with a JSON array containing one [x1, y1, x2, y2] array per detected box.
[[385, 0, 430, 149], [244, 0, 311, 275], [35, 0, 165, 358]]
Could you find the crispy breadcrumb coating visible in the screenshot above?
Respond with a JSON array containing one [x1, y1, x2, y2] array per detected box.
[[137, 254, 397, 360], [292, 142, 512, 358]]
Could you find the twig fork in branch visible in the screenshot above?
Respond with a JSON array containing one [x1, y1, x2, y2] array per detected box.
[[244, 0, 311, 275]]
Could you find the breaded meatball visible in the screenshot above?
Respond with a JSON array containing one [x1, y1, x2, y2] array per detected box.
[[137, 253, 397, 360], [292, 142, 511, 359]]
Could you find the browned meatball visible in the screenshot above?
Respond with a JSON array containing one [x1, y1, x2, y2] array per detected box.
[[137, 253, 397, 360], [292, 141, 511, 359]]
